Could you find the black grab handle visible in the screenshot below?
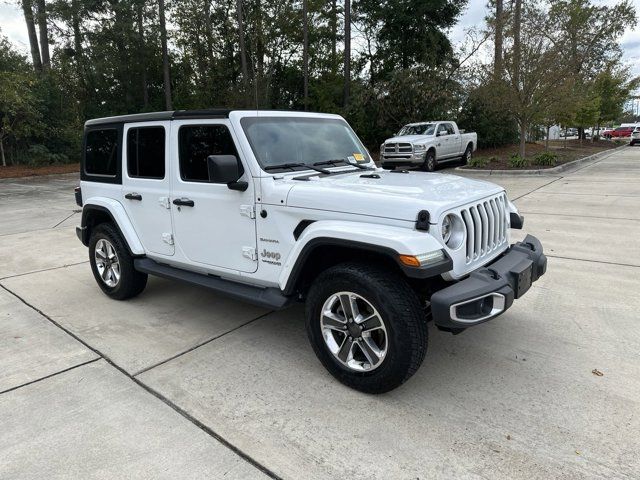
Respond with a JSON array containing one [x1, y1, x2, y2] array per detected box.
[[173, 198, 195, 207]]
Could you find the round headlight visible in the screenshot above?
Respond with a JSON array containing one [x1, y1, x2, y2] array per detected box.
[[441, 214, 465, 250]]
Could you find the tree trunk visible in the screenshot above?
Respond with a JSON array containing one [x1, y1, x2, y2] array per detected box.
[[545, 126, 550, 150], [493, 0, 503, 77], [513, 0, 521, 89], [159, 0, 172, 110], [343, 0, 351, 108], [0, 138, 6, 167], [519, 122, 526, 158], [303, 0, 309, 110], [136, 1, 149, 108], [21, 0, 42, 73], [35, 0, 50, 70], [236, 0, 248, 92], [331, 0, 337, 75]]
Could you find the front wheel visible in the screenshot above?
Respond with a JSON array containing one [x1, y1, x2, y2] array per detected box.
[[305, 262, 428, 393], [423, 150, 436, 171]]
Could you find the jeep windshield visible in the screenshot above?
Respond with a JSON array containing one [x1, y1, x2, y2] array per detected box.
[[397, 124, 435, 136], [240, 116, 372, 172]]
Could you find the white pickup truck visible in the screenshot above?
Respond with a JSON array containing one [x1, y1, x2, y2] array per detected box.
[[380, 121, 477, 171]]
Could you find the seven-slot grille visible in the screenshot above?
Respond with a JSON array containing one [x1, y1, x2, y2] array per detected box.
[[459, 194, 509, 264], [384, 142, 413, 155]]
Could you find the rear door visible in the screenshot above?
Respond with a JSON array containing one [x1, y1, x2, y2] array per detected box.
[[121, 122, 174, 256]]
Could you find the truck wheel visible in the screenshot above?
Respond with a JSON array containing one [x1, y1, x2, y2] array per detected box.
[[89, 223, 147, 300], [305, 262, 428, 393], [463, 145, 473, 165], [423, 151, 436, 172]]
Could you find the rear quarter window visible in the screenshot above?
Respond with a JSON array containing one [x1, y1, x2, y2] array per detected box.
[[85, 128, 118, 176]]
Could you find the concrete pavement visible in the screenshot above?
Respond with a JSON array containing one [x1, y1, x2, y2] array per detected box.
[[1, 148, 639, 479]]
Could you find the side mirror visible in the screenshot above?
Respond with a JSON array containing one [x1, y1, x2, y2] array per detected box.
[[206, 155, 248, 191]]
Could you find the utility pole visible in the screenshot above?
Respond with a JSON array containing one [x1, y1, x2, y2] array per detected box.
[[303, 0, 309, 110]]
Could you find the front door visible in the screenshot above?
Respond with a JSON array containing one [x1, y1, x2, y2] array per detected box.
[[436, 123, 454, 158], [170, 120, 258, 273], [122, 122, 174, 256]]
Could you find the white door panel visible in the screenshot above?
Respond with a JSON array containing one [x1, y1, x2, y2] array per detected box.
[[170, 120, 257, 273], [122, 122, 174, 256]]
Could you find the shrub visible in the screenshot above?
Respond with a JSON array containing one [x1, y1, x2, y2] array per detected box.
[[508, 154, 529, 168], [532, 151, 557, 166], [467, 156, 489, 168], [26, 144, 69, 166]]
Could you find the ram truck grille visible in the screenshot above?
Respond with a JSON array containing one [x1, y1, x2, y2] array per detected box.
[[384, 143, 413, 154], [459, 194, 509, 264]]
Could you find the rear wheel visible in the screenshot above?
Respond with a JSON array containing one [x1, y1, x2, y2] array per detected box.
[[89, 223, 147, 300], [305, 262, 428, 393], [462, 144, 473, 165]]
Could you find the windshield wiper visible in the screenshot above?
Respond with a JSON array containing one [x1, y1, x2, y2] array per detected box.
[[264, 162, 330, 174], [313, 159, 372, 170]]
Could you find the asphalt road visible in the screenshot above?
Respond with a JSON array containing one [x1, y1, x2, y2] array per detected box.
[[1, 147, 639, 479]]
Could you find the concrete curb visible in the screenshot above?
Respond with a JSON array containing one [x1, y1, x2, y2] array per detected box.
[[456, 144, 627, 176]]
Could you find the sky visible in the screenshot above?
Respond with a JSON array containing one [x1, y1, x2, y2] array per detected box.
[[1, 0, 640, 76]]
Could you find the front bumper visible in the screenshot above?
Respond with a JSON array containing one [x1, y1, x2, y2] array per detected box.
[[381, 153, 425, 165], [430, 234, 546, 329]]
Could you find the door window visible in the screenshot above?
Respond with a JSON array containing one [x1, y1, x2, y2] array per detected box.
[[445, 123, 456, 135], [437, 124, 449, 136], [127, 127, 165, 179], [178, 125, 241, 182]]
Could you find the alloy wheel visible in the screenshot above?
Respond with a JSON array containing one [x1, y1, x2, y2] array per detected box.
[[94, 238, 121, 288], [320, 291, 388, 372]]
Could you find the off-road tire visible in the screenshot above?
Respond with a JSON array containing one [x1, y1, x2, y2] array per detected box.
[[423, 150, 437, 172], [305, 262, 428, 393], [89, 223, 147, 300]]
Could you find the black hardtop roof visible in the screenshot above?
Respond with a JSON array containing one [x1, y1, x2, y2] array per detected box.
[[84, 109, 232, 127]]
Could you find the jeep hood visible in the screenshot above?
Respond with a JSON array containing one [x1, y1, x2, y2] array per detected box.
[[285, 170, 504, 222]]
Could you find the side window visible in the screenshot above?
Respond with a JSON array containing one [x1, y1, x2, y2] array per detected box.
[[178, 125, 241, 182], [446, 123, 456, 135], [437, 124, 449, 136], [127, 127, 165, 179], [85, 129, 118, 176]]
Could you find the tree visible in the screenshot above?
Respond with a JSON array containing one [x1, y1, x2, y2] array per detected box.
[[159, 0, 172, 109], [21, 0, 43, 73], [493, 0, 504, 77], [344, 0, 350, 107], [36, 0, 51, 70]]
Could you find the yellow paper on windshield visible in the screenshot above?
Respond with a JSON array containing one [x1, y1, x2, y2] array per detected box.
[[353, 153, 365, 162]]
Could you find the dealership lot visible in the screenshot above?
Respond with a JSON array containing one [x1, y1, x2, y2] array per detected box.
[[1, 148, 639, 479]]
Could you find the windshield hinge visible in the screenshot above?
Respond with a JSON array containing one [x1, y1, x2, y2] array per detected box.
[[240, 205, 256, 219]]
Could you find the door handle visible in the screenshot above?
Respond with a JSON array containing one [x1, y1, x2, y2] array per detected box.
[[173, 198, 195, 207], [125, 193, 142, 201]]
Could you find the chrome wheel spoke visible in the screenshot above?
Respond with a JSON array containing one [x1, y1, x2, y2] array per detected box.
[[94, 239, 120, 288], [358, 337, 382, 367], [322, 311, 346, 331], [338, 294, 358, 321], [337, 336, 354, 362], [101, 266, 111, 281]]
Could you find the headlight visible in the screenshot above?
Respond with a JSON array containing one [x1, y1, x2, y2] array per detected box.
[[441, 214, 465, 249], [414, 144, 426, 152]]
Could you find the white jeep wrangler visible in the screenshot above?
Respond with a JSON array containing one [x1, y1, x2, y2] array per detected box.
[[75, 110, 546, 393]]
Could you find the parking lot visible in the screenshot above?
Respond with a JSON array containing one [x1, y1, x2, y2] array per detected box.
[[1, 147, 639, 479]]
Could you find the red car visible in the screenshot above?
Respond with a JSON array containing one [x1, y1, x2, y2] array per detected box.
[[606, 127, 634, 138]]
